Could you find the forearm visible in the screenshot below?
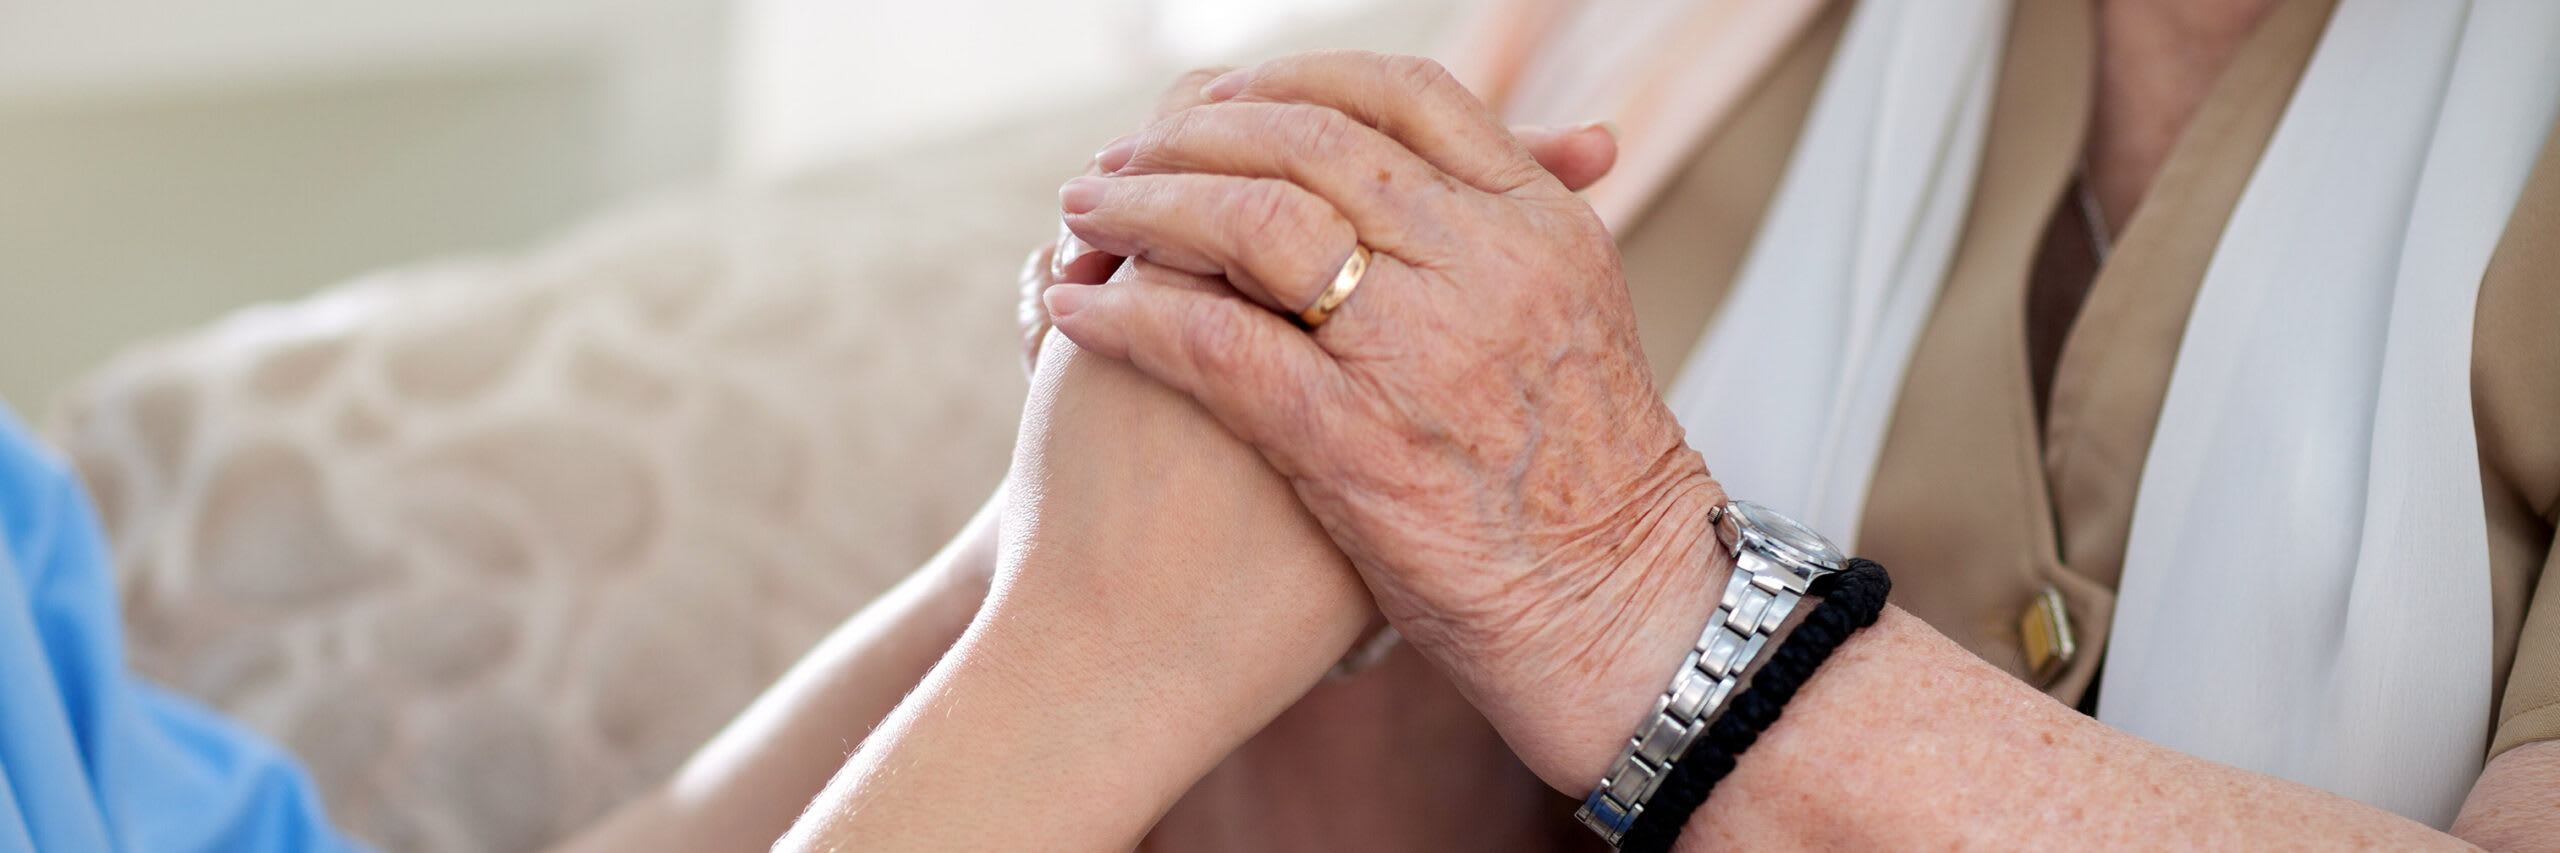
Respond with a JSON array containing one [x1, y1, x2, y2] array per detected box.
[[1024, 46, 2559, 851], [775, 599, 1247, 850], [779, 340, 1374, 850], [553, 492, 1000, 853], [1530, 480, 2466, 850], [1679, 606, 2462, 851]]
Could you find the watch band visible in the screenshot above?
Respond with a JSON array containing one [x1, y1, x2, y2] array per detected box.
[[1615, 559, 1892, 852], [1574, 561, 1806, 845]]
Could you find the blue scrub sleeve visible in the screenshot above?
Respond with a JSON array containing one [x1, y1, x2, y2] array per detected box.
[[0, 408, 368, 853]]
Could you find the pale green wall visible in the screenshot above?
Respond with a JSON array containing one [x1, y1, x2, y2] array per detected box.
[[0, 59, 611, 416]]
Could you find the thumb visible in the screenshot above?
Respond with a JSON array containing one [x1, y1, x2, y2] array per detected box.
[[1512, 121, 1619, 193], [1044, 264, 1336, 457]]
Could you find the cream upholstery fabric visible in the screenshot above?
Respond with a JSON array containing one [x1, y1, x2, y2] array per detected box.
[[38, 114, 1102, 849], [37, 6, 1457, 849]]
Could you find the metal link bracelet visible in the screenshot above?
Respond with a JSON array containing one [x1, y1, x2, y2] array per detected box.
[[1574, 499, 1855, 848], [1574, 564, 1805, 844]]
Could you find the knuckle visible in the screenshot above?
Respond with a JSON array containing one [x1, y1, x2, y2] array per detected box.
[[1143, 106, 1195, 150], [1132, 107, 1210, 169], [1232, 182, 1342, 298], [1248, 102, 1308, 140], [1228, 180, 1320, 250], [1381, 53, 1460, 96], [1227, 181, 1294, 242], [1276, 103, 1359, 159], [1267, 368, 1322, 444], [1490, 157, 1557, 196], [1294, 48, 1374, 75], [1180, 299, 1250, 377]]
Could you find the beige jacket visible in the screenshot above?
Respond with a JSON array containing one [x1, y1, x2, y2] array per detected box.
[[1607, 0, 2560, 761]]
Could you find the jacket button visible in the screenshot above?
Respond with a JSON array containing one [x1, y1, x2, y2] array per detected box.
[[2020, 584, 2077, 685]]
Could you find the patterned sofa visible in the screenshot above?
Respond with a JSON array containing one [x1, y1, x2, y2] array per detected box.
[[37, 4, 1455, 850]]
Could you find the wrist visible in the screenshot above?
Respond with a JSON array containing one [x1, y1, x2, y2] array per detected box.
[[1478, 459, 1734, 795], [925, 482, 1006, 598], [800, 610, 1219, 850]]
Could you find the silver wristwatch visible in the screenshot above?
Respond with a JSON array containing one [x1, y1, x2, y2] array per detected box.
[[1575, 500, 1848, 845]]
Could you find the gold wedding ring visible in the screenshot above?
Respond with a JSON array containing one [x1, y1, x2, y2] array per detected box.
[[1295, 244, 1371, 330]]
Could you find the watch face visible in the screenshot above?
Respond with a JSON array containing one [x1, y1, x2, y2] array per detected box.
[[1730, 500, 1845, 568]]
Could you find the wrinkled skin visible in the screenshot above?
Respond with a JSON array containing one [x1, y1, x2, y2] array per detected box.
[[1045, 47, 2560, 853], [1011, 65, 1631, 849], [1047, 51, 1725, 791]]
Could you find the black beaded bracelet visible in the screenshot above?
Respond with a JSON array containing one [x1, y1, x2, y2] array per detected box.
[[1616, 558, 1893, 853]]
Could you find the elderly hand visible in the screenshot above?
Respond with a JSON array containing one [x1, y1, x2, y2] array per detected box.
[[1043, 50, 1731, 795], [1018, 69, 1626, 376]]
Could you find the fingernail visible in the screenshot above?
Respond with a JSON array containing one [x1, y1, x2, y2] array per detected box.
[[1051, 219, 1085, 278], [1044, 284, 1092, 318], [1095, 136, 1137, 173], [1060, 177, 1108, 215], [1586, 120, 1620, 141], [1202, 70, 1250, 101]]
